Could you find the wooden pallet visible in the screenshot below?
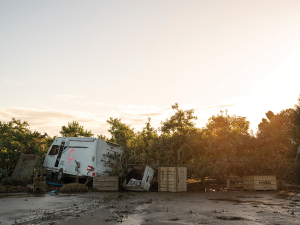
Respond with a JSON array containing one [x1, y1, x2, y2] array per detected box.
[[27, 176, 46, 192], [93, 176, 119, 191]]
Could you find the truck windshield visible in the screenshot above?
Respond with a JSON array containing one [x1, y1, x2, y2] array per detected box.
[[49, 145, 59, 155]]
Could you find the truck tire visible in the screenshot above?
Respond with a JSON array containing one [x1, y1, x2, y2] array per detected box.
[[57, 170, 64, 182]]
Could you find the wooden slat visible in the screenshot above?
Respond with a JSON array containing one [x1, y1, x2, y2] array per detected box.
[[123, 186, 145, 191], [93, 176, 119, 191], [94, 182, 118, 187], [254, 185, 277, 191], [243, 184, 254, 190], [94, 176, 118, 182], [94, 186, 118, 191], [254, 180, 277, 185], [158, 167, 187, 192], [243, 176, 254, 181], [253, 176, 276, 181], [177, 167, 187, 192], [243, 175, 277, 191], [243, 181, 254, 185]]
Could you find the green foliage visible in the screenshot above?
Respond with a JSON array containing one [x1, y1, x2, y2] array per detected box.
[[97, 134, 109, 141], [160, 103, 197, 135], [0, 118, 49, 175], [292, 95, 300, 148], [0, 168, 12, 185], [106, 117, 135, 146], [60, 121, 93, 137], [257, 109, 295, 157], [2, 98, 300, 187]]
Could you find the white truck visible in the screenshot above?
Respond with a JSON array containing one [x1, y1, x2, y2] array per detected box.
[[43, 137, 122, 182]]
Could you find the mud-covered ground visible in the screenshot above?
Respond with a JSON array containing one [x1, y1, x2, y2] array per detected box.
[[1, 190, 300, 225]]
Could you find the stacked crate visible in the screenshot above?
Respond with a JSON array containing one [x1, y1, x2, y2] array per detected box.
[[93, 176, 119, 191], [27, 176, 46, 192], [243, 175, 277, 191], [158, 167, 187, 192]]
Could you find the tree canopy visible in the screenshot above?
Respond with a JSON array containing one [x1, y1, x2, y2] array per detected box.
[[60, 121, 93, 137], [1, 96, 300, 184]]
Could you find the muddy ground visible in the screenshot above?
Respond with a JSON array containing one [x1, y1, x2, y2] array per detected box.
[[1, 190, 300, 225]]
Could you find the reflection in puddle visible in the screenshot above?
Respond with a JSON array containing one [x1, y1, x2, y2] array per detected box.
[[30, 193, 45, 197], [123, 214, 144, 225]]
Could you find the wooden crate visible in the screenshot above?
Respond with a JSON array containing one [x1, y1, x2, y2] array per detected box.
[[158, 167, 187, 192], [122, 165, 155, 191], [93, 176, 119, 191], [243, 175, 277, 191], [27, 176, 46, 192]]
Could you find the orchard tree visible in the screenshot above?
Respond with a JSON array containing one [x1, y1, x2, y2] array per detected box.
[[106, 118, 135, 146], [160, 103, 197, 135], [60, 121, 93, 137], [131, 118, 158, 161], [158, 103, 198, 166], [198, 111, 253, 179], [203, 110, 251, 158], [0, 118, 49, 175], [292, 95, 300, 149], [257, 109, 295, 157]]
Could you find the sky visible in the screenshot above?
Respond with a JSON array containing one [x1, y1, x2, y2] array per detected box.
[[1, 0, 300, 137]]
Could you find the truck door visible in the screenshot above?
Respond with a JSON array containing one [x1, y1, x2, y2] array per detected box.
[[55, 141, 65, 167]]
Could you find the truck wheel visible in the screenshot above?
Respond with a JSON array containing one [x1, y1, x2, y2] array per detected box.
[[57, 170, 64, 182]]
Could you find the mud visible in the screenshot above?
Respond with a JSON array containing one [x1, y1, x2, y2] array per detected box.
[[1, 191, 300, 224]]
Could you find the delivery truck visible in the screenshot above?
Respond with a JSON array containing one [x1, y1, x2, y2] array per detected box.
[[43, 137, 122, 182]]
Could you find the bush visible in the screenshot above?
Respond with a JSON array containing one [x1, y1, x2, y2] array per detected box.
[[60, 183, 88, 193], [0, 185, 7, 193], [0, 168, 12, 185]]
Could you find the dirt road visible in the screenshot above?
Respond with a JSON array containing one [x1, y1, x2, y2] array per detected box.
[[1, 191, 300, 225]]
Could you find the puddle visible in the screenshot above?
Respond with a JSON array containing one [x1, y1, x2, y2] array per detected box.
[[122, 214, 144, 225], [209, 198, 283, 207], [0, 193, 30, 199], [209, 198, 243, 203], [30, 193, 46, 197], [216, 216, 244, 220]]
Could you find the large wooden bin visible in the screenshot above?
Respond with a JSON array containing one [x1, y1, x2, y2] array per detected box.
[[27, 176, 46, 192], [122, 165, 155, 191], [243, 175, 277, 191], [158, 167, 187, 192], [93, 176, 119, 191]]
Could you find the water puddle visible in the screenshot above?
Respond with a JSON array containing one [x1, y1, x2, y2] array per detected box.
[[0, 193, 30, 199], [122, 214, 144, 225], [216, 216, 244, 220]]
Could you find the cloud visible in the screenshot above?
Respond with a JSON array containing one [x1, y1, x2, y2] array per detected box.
[[0, 108, 107, 137], [201, 103, 235, 111], [0, 103, 219, 138]]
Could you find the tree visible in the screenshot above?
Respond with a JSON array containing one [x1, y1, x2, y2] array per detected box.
[[196, 111, 253, 180], [97, 134, 109, 141], [131, 118, 158, 164], [60, 121, 93, 137], [0, 118, 49, 175], [292, 95, 300, 148], [203, 110, 251, 158], [160, 103, 197, 135], [257, 109, 295, 157], [156, 103, 198, 166], [106, 118, 135, 146]]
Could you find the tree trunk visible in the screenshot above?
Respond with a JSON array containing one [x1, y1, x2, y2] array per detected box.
[[201, 176, 206, 191]]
